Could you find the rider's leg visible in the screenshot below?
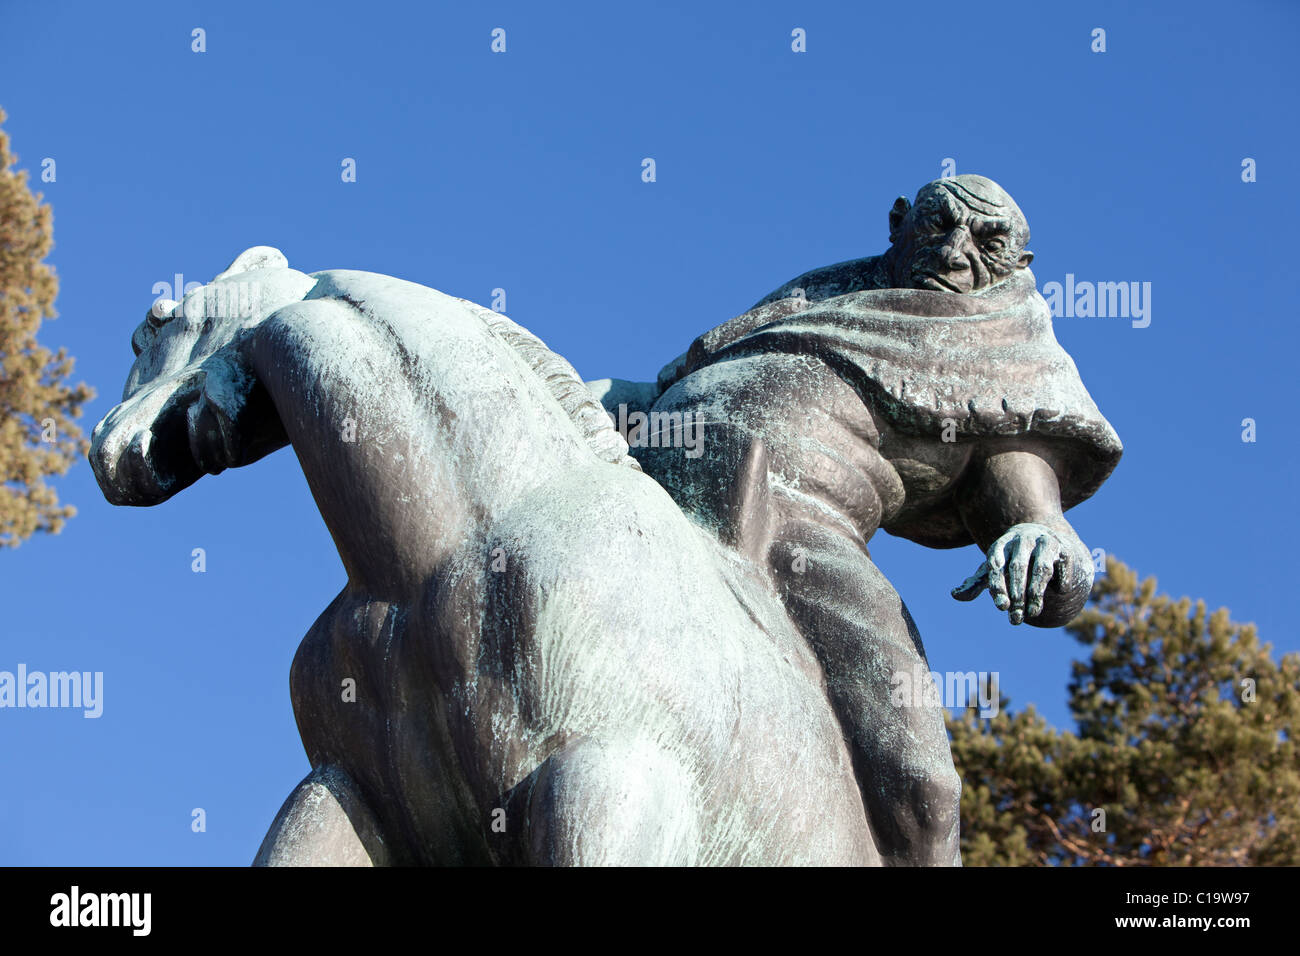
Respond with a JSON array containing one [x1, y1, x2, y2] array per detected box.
[[770, 524, 962, 866]]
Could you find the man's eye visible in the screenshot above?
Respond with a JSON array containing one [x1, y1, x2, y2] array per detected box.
[[984, 238, 1005, 252]]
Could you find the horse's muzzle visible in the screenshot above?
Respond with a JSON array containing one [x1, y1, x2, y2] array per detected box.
[[89, 374, 205, 507]]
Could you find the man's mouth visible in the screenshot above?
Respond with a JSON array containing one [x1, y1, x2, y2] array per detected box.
[[912, 270, 968, 293]]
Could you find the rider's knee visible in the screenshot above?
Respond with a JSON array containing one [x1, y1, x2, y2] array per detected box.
[[894, 762, 961, 863], [912, 763, 961, 831]]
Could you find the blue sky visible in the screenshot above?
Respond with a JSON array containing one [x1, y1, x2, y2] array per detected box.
[[1, 0, 1296, 865]]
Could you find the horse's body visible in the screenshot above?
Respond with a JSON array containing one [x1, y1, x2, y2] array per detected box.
[[90, 249, 878, 865]]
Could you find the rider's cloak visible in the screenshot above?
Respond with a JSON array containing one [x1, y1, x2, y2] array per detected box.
[[656, 269, 1123, 548]]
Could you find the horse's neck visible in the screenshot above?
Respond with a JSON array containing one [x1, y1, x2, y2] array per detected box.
[[247, 271, 594, 600]]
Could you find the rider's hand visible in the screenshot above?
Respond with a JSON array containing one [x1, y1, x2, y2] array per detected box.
[[950, 522, 1087, 625]]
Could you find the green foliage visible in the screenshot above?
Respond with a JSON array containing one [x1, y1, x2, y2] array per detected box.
[[948, 558, 1300, 865]]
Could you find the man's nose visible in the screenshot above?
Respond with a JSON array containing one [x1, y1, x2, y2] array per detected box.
[[938, 228, 974, 270]]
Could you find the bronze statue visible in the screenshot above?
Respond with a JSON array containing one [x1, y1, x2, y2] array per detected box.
[[617, 174, 1122, 864], [89, 175, 1120, 865]]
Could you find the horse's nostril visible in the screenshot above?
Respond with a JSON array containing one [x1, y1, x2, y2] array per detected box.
[[131, 322, 150, 356]]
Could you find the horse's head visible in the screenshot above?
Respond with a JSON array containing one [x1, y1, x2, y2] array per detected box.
[[90, 246, 317, 505]]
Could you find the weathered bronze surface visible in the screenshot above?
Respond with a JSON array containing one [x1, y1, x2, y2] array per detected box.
[[89, 176, 1120, 865]]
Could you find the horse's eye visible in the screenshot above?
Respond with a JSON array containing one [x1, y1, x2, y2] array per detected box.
[[147, 299, 178, 329]]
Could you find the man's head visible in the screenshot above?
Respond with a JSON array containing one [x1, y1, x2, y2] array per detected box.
[[884, 175, 1032, 294]]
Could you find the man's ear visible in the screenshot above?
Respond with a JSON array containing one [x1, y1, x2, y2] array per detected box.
[[1017, 250, 1034, 268], [888, 197, 911, 244]]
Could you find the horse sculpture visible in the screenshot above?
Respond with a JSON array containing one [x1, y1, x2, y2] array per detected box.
[[92, 171, 1125, 868], [89, 246, 881, 865]]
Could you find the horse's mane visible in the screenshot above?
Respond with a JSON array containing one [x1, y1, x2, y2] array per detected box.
[[470, 302, 641, 471], [221, 252, 638, 471]]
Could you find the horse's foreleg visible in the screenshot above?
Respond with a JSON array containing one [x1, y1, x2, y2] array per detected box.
[[518, 738, 701, 866], [253, 764, 393, 867]]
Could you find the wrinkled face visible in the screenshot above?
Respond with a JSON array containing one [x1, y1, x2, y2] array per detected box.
[[888, 177, 1033, 294], [89, 255, 314, 506]]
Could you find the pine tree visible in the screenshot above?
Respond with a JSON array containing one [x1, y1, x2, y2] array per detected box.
[[0, 106, 94, 547], [948, 558, 1300, 865]]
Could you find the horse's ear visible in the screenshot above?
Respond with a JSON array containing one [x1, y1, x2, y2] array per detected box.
[[214, 246, 289, 281]]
